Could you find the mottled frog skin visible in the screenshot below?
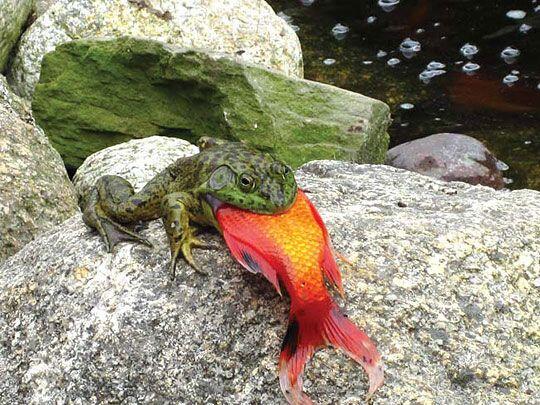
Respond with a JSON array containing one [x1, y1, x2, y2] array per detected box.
[[82, 137, 297, 279]]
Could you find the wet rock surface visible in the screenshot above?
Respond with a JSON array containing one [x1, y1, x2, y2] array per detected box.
[[0, 0, 33, 72], [7, 0, 303, 100], [0, 76, 78, 262], [32, 37, 390, 171], [386, 133, 507, 189], [1, 139, 538, 404]]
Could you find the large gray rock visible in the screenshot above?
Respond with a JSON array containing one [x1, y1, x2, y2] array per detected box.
[[0, 76, 78, 262], [1, 139, 538, 403], [7, 0, 303, 100], [31, 37, 390, 171], [0, 0, 33, 72]]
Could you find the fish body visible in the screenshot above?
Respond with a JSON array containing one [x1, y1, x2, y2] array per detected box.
[[215, 190, 384, 404]]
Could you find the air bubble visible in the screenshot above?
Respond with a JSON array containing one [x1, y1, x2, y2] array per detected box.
[[506, 10, 526, 19], [300, 0, 315, 6], [363, 60, 373, 65], [524, 140, 532, 145], [460, 43, 479, 59], [427, 61, 446, 70], [503, 177, 514, 185], [400, 103, 414, 110], [462, 62, 480, 74], [387, 57, 401, 67], [519, 23, 532, 33], [500, 46, 520, 64], [367, 16, 377, 24], [419, 69, 446, 83], [496, 160, 509, 171], [378, 0, 400, 12], [503, 74, 519, 86], [331, 23, 350, 40], [376, 50, 388, 58], [323, 58, 336, 66], [277, 12, 293, 25], [399, 38, 421, 58]]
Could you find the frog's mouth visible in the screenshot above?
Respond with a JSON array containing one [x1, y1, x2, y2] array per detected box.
[[205, 194, 225, 214]]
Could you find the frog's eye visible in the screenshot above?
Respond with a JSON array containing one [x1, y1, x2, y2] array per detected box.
[[239, 173, 256, 192], [209, 165, 235, 190]]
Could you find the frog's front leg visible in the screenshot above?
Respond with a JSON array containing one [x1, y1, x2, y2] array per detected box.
[[161, 192, 213, 279], [83, 175, 165, 252]]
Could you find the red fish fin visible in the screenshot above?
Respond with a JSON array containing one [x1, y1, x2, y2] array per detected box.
[[221, 231, 281, 295], [301, 190, 344, 294], [279, 303, 383, 403], [323, 305, 384, 399], [278, 317, 315, 405], [321, 243, 344, 296]]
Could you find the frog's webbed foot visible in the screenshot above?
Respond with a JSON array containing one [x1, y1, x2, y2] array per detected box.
[[162, 192, 212, 280], [83, 189, 153, 252]]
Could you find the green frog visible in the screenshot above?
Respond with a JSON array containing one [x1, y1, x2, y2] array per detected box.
[[82, 137, 298, 279]]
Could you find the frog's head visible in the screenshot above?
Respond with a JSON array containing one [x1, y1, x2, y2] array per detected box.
[[202, 146, 297, 214]]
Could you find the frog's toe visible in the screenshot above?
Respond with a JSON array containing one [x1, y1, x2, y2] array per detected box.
[[84, 206, 152, 252], [101, 219, 153, 252], [190, 235, 219, 250], [168, 235, 209, 280]]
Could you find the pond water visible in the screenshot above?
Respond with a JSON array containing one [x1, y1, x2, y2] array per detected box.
[[268, 0, 540, 190]]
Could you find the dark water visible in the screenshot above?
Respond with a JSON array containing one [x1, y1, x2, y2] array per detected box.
[[268, 0, 540, 190]]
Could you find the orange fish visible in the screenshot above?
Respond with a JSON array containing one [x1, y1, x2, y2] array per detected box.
[[214, 189, 384, 404]]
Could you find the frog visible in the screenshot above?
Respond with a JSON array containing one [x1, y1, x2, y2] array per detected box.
[[81, 137, 298, 279]]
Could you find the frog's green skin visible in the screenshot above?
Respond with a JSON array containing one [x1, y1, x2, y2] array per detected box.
[[82, 137, 298, 279]]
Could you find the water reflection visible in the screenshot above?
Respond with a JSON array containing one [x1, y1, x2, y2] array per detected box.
[[268, 0, 539, 190]]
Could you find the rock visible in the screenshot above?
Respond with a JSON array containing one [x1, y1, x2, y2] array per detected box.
[[386, 133, 507, 189], [0, 0, 33, 72], [73, 136, 199, 197], [7, 0, 303, 100], [0, 75, 78, 263], [1, 139, 538, 403], [32, 37, 390, 171]]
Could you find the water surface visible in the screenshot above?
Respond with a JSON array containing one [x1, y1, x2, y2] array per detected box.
[[269, 0, 540, 190]]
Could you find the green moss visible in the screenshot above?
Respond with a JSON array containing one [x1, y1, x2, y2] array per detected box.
[[32, 37, 390, 170]]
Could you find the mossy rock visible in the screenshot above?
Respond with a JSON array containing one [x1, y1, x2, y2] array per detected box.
[[33, 37, 390, 170]]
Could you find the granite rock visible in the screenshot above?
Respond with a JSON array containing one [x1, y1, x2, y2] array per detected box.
[[386, 133, 507, 189], [0, 0, 33, 72], [7, 0, 303, 100], [1, 139, 538, 403], [0, 76, 78, 262]]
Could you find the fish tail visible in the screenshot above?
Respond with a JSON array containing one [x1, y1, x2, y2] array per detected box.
[[279, 300, 383, 404]]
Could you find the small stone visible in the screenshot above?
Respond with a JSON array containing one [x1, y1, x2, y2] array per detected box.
[[386, 133, 506, 189]]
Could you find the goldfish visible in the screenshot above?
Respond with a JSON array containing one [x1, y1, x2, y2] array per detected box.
[[214, 189, 384, 404]]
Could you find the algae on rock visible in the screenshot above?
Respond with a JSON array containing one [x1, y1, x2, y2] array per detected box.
[[8, 0, 303, 99], [32, 37, 390, 171]]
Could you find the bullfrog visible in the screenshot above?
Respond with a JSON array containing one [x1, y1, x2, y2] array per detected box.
[[82, 137, 297, 279]]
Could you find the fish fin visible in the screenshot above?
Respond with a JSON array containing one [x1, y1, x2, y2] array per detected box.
[[300, 190, 344, 294], [221, 231, 281, 296], [278, 316, 315, 405], [321, 243, 344, 297], [279, 302, 383, 403], [323, 305, 384, 400]]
